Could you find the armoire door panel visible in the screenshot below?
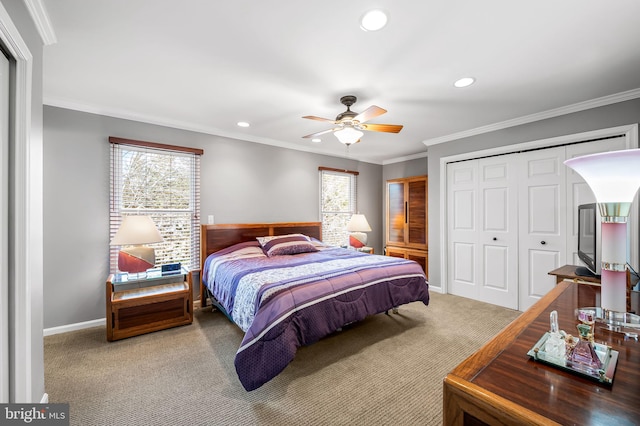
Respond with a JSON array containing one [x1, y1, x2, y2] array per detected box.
[[387, 181, 405, 244], [407, 179, 427, 246]]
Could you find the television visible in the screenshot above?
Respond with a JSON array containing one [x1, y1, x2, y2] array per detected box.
[[577, 203, 601, 277]]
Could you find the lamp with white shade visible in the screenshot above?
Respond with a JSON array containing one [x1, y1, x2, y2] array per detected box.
[[346, 213, 372, 249], [110, 215, 163, 276], [564, 148, 640, 313]]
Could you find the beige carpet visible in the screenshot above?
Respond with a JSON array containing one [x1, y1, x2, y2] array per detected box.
[[44, 292, 520, 425]]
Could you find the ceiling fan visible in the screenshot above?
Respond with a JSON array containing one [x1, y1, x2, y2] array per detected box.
[[302, 95, 403, 146]]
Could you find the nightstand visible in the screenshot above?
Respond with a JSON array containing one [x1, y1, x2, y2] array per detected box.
[[106, 267, 193, 341]]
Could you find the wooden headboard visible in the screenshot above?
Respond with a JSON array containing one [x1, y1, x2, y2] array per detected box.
[[198, 222, 322, 306], [200, 222, 322, 267]]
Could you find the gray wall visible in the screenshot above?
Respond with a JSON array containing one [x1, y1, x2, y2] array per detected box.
[[43, 106, 384, 328], [426, 98, 640, 290]]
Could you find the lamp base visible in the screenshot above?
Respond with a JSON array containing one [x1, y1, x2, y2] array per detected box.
[[118, 246, 155, 274], [577, 307, 640, 340], [348, 232, 367, 249]]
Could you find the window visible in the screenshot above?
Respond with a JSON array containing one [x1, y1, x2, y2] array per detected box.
[[319, 167, 358, 246], [109, 137, 202, 273]]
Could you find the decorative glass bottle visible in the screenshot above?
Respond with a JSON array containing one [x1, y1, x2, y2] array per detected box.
[[568, 323, 602, 370]]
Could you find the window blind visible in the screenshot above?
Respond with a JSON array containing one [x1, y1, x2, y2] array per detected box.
[[319, 168, 357, 246], [109, 138, 202, 273]]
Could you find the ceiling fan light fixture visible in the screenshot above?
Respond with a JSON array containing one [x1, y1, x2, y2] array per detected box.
[[311, 138, 322, 143], [360, 9, 388, 31], [454, 77, 475, 88], [334, 127, 363, 145]]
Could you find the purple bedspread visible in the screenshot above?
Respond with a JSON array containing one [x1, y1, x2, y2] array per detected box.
[[203, 241, 429, 391]]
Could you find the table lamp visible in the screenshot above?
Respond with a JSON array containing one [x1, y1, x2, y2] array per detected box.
[[110, 215, 163, 275], [347, 213, 372, 249], [564, 148, 640, 313]]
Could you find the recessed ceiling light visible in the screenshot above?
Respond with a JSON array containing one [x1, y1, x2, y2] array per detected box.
[[237, 121, 250, 127], [360, 10, 388, 31], [454, 77, 475, 88], [311, 138, 322, 143]]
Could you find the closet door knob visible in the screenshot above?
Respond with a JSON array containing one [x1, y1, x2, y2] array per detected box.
[[493, 237, 497, 241], [541, 241, 546, 245]]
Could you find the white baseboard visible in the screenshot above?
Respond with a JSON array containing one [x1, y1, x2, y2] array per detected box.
[[40, 393, 48, 403], [43, 318, 105, 337]]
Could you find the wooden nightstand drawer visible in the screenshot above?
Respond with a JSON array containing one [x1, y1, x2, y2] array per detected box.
[[107, 269, 193, 341]]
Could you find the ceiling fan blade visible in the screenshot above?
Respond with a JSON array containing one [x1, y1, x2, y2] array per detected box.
[[302, 115, 338, 124], [361, 123, 404, 133], [302, 128, 339, 138], [354, 105, 387, 123]]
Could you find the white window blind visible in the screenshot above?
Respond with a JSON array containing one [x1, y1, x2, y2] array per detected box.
[[319, 167, 358, 246], [109, 137, 202, 273]]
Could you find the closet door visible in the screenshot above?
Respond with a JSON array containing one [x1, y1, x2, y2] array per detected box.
[[448, 155, 518, 309], [448, 160, 479, 302], [518, 146, 566, 311], [477, 156, 519, 308]]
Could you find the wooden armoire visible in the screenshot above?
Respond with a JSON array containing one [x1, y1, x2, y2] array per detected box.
[[385, 175, 428, 276]]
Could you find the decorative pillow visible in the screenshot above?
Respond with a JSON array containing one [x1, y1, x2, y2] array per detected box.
[[257, 234, 318, 257]]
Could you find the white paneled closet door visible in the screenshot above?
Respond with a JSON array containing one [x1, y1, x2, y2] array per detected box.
[[448, 154, 519, 309], [517, 146, 566, 311], [448, 160, 479, 302]]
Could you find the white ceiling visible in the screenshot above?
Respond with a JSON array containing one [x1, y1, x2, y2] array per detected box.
[[42, 0, 640, 164]]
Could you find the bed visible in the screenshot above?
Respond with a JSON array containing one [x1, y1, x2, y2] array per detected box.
[[199, 222, 429, 391]]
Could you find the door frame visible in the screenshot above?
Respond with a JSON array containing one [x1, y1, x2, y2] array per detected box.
[[439, 124, 639, 296], [0, 2, 38, 403]]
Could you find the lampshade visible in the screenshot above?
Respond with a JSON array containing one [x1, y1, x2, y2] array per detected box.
[[564, 149, 640, 203], [564, 148, 640, 314], [110, 215, 163, 246], [334, 127, 363, 145], [110, 216, 163, 274], [347, 214, 372, 232]]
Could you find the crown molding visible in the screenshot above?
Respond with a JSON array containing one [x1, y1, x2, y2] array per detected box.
[[423, 88, 640, 147], [23, 0, 56, 45], [382, 150, 428, 165], [44, 97, 386, 165]]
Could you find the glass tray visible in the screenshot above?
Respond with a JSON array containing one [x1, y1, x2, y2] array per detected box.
[[527, 332, 618, 384]]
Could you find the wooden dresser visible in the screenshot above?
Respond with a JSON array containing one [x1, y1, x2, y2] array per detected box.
[[443, 281, 640, 425], [385, 175, 428, 276]]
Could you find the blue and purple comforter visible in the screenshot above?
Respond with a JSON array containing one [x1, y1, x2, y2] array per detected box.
[[202, 241, 429, 391]]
